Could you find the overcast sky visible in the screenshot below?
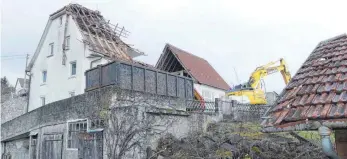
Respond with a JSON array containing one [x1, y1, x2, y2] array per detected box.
[[2, 0, 347, 93]]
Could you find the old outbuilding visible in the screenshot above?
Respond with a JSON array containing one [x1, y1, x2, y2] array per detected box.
[[262, 34, 347, 159]]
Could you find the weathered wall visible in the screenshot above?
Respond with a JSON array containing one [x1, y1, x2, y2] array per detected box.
[[2, 138, 30, 159], [335, 130, 347, 159], [1, 96, 27, 124], [218, 99, 271, 122], [103, 105, 222, 159], [2, 85, 222, 159]]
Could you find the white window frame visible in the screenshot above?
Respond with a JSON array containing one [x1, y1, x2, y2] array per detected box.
[[66, 119, 88, 150], [70, 61, 77, 76], [40, 96, 45, 106], [65, 36, 70, 50], [49, 43, 54, 56], [42, 70, 47, 84]]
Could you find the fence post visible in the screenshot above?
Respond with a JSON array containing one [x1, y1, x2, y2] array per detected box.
[[215, 98, 219, 113], [116, 62, 120, 87], [166, 73, 168, 96], [155, 71, 158, 94], [98, 65, 102, 88], [131, 65, 134, 91], [176, 76, 178, 97], [85, 70, 88, 91], [144, 68, 146, 92]]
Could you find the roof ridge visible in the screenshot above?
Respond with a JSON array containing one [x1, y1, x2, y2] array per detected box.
[[318, 33, 347, 46], [166, 43, 207, 62]]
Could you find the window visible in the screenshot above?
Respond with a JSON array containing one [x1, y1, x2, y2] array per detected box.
[[69, 91, 75, 97], [42, 71, 47, 83], [70, 62, 76, 76], [67, 120, 87, 149], [65, 36, 70, 50], [202, 90, 215, 101], [40, 96, 45, 106], [49, 43, 54, 56]]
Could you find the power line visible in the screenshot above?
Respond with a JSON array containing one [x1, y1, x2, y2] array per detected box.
[[1, 57, 27, 61], [1, 54, 28, 58]]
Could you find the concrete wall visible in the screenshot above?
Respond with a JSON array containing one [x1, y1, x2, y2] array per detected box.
[[194, 83, 226, 101], [218, 99, 271, 122], [1, 96, 27, 124], [335, 130, 347, 159], [2, 86, 222, 159], [2, 138, 30, 159]]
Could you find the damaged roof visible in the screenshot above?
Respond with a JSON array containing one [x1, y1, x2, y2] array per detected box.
[[156, 44, 230, 90], [262, 34, 347, 132], [28, 3, 143, 71]]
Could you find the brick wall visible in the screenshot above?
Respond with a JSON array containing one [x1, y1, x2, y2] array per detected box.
[[336, 130, 347, 159]]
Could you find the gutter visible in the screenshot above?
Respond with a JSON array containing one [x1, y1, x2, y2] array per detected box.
[[90, 56, 102, 69], [318, 126, 340, 159]]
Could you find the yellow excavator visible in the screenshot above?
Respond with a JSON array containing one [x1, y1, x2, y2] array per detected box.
[[227, 58, 291, 105]]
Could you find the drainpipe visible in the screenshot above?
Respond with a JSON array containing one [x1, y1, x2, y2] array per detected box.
[[90, 56, 102, 69], [25, 71, 31, 113], [318, 126, 340, 159]]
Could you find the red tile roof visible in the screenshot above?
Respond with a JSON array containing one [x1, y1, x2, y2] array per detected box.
[[263, 34, 347, 132], [165, 44, 230, 90]]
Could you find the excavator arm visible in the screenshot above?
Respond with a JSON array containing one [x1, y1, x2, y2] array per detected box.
[[227, 58, 291, 105], [248, 58, 291, 89]]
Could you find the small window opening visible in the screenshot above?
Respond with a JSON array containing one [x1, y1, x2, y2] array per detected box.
[[40, 96, 45, 106], [70, 62, 76, 76], [42, 71, 47, 83]]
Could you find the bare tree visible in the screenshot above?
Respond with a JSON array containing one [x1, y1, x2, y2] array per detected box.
[[102, 94, 179, 159], [1, 76, 15, 103]]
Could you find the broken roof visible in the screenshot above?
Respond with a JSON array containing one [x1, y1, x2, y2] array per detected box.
[[156, 44, 230, 90], [28, 3, 143, 71], [262, 34, 347, 132]]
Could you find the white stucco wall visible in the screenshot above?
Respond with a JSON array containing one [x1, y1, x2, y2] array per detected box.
[[28, 14, 110, 111], [194, 83, 226, 101]]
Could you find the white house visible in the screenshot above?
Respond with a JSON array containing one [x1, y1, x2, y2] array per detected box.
[[14, 78, 29, 95], [26, 4, 143, 111], [155, 44, 230, 101]]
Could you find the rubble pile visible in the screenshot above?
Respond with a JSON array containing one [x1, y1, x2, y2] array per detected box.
[[154, 121, 327, 159]]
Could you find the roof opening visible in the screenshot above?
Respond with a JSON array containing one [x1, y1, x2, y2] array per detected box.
[[319, 57, 327, 61]]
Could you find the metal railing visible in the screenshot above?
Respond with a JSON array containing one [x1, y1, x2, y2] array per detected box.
[[186, 99, 217, 113]]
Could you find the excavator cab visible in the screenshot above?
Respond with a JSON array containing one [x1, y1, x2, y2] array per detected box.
[[231, 82, 253, 91]]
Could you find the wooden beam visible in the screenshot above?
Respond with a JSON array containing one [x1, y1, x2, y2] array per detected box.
[[68, 5, 102, 53], [167, 53, 180, 72], [163, 52, 175, 71], [158, 50, 169, 70], [78, 7, 109, 54], [169, 60, 179, 72]]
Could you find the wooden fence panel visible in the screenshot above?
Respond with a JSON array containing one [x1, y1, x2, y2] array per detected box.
[[85, 61, 194, 98], [42, 134, 63, 159]]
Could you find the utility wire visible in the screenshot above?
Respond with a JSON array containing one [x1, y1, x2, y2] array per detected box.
[[1, 54, 28, 57], [1, 57, 28, 61]]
